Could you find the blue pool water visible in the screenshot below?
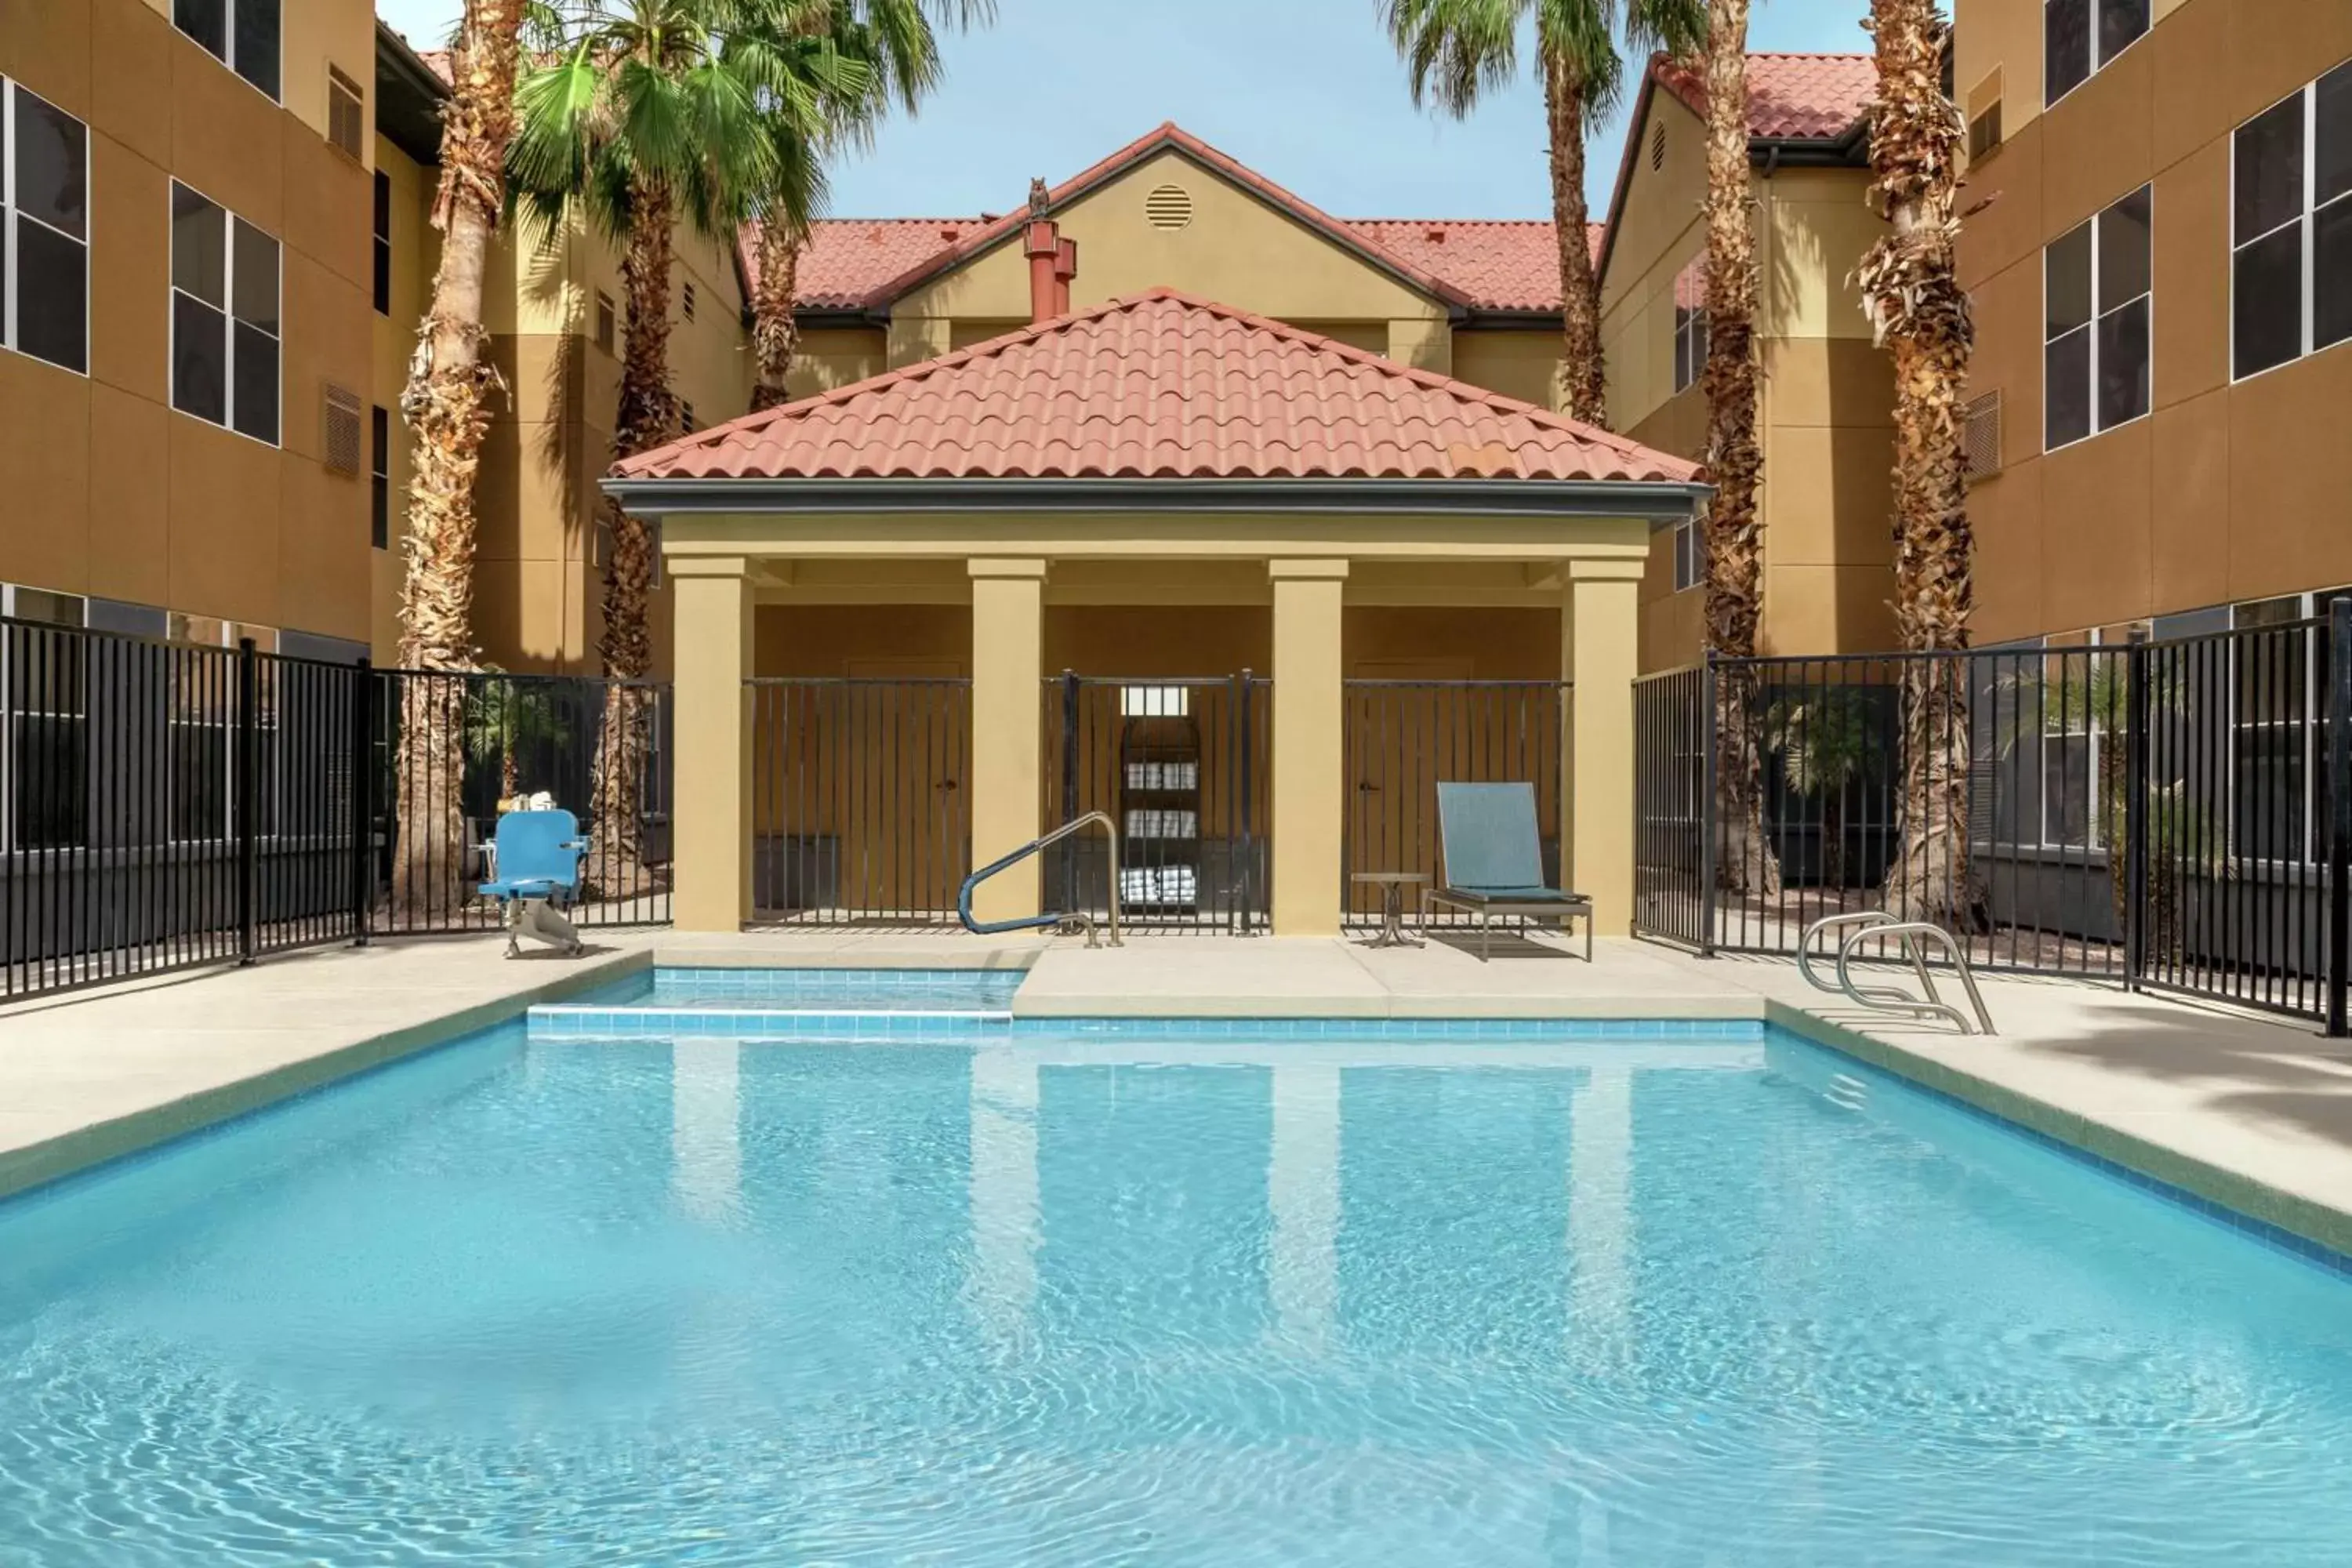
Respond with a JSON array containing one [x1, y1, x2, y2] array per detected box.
[[3, 1022, 2351, 1565]]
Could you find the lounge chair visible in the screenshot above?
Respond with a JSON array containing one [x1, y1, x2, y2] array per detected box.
[[1430, 782, 1594, 962], [478, 808, 589, 958]]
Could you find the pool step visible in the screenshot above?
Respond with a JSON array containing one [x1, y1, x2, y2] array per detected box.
[[528, 1004, 1014, 1040]]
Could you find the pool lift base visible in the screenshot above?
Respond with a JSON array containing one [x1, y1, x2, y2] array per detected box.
[[1799, 911, 1995, 1035]]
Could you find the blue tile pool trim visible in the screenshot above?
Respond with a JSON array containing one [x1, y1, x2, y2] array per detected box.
[[1781, 1019, 2352, 1283], [528, 1007, 1769, 1043], [648, 967, 1025, 996]]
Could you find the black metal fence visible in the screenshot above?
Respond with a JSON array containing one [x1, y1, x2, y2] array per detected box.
[[1044, 673, 1272, 932], [2, 615, 673, 1002], [1634, 604, 2351, 1030], [1343, 681, 1566, 926], [748, 678, 972, 924]]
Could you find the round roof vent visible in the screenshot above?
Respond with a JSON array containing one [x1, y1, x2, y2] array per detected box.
[[1145, 183, 1194, 231]]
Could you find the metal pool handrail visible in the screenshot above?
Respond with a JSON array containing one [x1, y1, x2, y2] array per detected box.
[[956, 811, 1124, 948], [1796, 911, 1916, 1007], [1814, 915, 1996, 1035]]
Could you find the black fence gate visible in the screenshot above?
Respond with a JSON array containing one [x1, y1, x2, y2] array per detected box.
[[1044, 673, 1271, 932], [1633, 603, 2352, 1031], [2, 614, 673, 1003], [748, 678, 972, 924], [1343, 680, 1567, 927]]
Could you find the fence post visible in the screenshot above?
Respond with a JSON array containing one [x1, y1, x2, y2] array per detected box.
[[1698, 655, 1719, 956], [2124, 633, 2150, 992], [1238, 669, 1256, 935], [1058, 670, 1079, 912], [2327, 597, 2350, 1038], [350, 657, 374, 946], [236, 636, 259, 965]]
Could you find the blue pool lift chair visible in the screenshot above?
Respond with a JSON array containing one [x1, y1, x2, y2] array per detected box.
[[1430, 782, 1594, 962], [478, 808, 590, 958]]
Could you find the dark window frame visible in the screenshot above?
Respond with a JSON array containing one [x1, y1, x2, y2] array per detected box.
[[2044, 0, 2148, 110], [2231, 61, 2352, 383], [370, 405, 390, 550], [169, 179, 281, 447], [173, 0, 281, 103], [372, 169, 392, 316], [2044, 183, 2152, 453], [2, 79, 92, 376]]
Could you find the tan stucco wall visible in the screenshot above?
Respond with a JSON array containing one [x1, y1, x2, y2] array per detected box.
[[1955, 0, 2352, 643], [1602, 100, 1893, 669], [0, 0, 375, 644], [887, 147, 1450, 369]]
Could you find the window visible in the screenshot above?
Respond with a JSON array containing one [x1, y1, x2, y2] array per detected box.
[[327, 65, 364, 158], [2044, 184, 2150, 451], [1672, 257, 1708, 394], [171, 181, 281, 445], [2, 586, 89, 852], [593, 291, 615, 353], [174, 0, 279, 101], [681, 280, 696, 322], [370, 405, 390, 550], [2, 81, 90, 375], [372, 170, 392, 315], [1670, 517, 1703, 593], [2044, 0, 2146, 108], [2231, 61, 2352, 381]]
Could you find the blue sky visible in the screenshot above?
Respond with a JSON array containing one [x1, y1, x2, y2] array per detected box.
[[375, 1, 1871, 218]]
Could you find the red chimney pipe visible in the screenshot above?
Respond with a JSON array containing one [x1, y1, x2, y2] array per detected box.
[[1053, 238, 1079, 316], [1024, 219, 1061, 323]]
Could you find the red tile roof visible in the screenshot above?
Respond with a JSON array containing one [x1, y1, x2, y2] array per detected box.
[[740, 123, 1601, 318], [613, 289, 1696, 485], [1345, 220, 1602, 313], [1653, 53, 1875, 142]]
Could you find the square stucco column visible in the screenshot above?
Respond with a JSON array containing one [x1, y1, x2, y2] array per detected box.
[[1566, 560, 1644, 937], [1271, 559, 1348, 937], [670, 556, 755, 933], [969, 558, 1046, 924]]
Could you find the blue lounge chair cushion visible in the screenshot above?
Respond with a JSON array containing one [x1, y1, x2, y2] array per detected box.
[[1443, 885, 1581, 904], [1435, 782, 1548, 891], [477, 809, 586, 902]]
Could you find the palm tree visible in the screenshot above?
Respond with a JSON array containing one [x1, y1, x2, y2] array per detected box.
[[390, 0, 529, 920], [1383, 0, 1702, 429], [1857, 0, 1975, 924], [1762, 684, 1886, 891], [744, 1, 993, 413], [1692, 1, 1778, 901], [509, 0, 782, 891]]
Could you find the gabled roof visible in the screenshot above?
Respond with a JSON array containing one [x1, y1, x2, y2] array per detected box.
[[611, 289, 1697, 485], [743, 122, 1614, 321], [753, 211, 1601, 319], [1596, 53, 1875, 290]]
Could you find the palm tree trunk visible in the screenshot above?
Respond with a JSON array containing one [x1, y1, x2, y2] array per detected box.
[[390, 0, 523, 923], [1695, 0, 1779, 904], [1860, 0, 1977, 925], [587, 183, 679, 900], [749, 220, 803, 413], [1541, 55, 1609, 429]]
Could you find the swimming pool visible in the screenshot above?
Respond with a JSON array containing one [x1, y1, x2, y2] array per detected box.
[[2, 1014, 2349, 1564]]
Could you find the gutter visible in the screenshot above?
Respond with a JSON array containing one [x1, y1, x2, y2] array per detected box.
[[600, 474, 1711, 523]]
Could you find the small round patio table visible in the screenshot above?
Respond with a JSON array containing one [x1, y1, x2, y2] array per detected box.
[[1351, 871, 1429, 949]]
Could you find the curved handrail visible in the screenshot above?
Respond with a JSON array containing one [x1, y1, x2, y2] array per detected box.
[[1797, 912, 1913, 1004], [956, 811, 1124, 947], [1833, 920, 1996, 1035]]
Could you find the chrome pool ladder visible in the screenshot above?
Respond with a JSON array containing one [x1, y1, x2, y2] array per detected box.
[[1798, 911, 1996, 1036]]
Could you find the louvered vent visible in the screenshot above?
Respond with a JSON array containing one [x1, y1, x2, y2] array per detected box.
[[1650, 122, 1667, 172], [327, 66, 364, 159], [1966, 69, 2003, 165], [323, 384, 363, 476], [1962, 390, 2002, 483], [1145, 183, 1193, 230]]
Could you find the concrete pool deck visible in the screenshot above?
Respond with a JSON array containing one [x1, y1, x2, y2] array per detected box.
[[5, 928, 2352, 1262]]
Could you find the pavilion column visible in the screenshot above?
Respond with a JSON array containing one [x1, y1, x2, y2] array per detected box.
[[1566, 559, 1644, 938], [670, 555, 756, 932], [969, 558, 1047, 924], [1270, 558, 1348, 937]]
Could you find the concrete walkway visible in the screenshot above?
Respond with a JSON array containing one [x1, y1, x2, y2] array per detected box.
[[6, 927, 2352, 1263]]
